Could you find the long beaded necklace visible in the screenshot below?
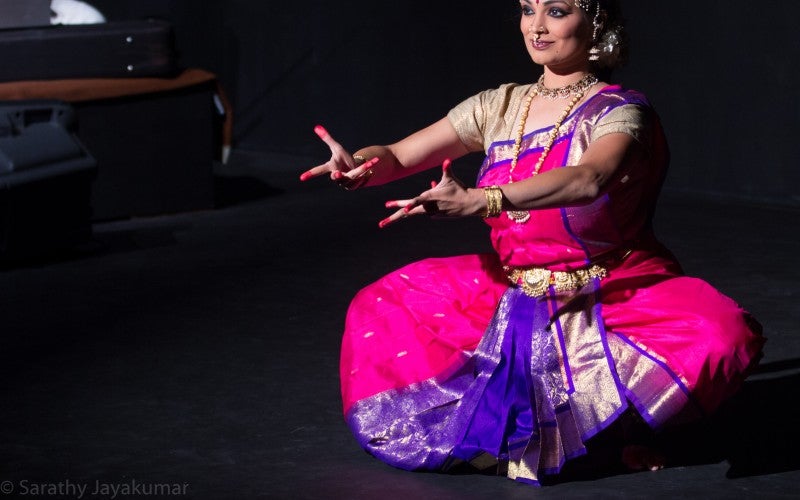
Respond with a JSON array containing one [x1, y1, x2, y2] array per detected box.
[[506, 73, 598, 223]]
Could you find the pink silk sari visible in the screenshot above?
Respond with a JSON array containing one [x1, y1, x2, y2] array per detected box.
[[339, 86, 764, 484]]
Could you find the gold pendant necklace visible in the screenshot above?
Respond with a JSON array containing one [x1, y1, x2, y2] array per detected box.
[[506, 73, 597, 224]]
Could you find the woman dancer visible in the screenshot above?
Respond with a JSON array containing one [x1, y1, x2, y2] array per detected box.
[[300, 0, 764, 486]]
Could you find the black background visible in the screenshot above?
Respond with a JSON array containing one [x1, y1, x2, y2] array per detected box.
[[90, 0, 800, 206]]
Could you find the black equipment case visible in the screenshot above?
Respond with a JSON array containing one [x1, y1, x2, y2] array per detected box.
[[0, 19, 177, 82], [0, 100, 97, 261]]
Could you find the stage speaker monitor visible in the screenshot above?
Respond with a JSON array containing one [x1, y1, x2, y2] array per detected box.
[[0, 100, 97, 261]]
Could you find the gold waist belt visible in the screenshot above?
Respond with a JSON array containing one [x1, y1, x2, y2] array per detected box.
[[504, 264, 608, 298]]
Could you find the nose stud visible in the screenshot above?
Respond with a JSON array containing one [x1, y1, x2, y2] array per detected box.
[[530, 26, 545, 42]]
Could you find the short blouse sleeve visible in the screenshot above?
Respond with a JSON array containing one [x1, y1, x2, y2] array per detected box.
[[447, 84, 522, 153], [590, 103, 651, 146], [447, 91, 490, 152]]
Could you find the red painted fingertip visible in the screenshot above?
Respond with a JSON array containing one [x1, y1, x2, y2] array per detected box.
[[379, 218, 391, 228], [442, 158, 452, 172], [333, 171, 344, 180], [431, 181, 437, 189], [299, 172, 311, 181], [314, 125, 328, 138], [364, 157, 380, 167], [385, 200, 398, 208], [403, 206, 411, 214]]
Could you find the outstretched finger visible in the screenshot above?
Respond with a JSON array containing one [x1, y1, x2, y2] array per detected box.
[[384, 197, 415, 210], [314, 124, 353, 162], [352, 157, 380, 177], [378, 206, 424, 229], [299, 164, 330, 181], [378, 199, 426, 228], [314, 124, 340, 149], [439, 158, 454, 181], [378, 207, 404, 229], [425, 158, 453, 189], [332, 157, 380, 189]]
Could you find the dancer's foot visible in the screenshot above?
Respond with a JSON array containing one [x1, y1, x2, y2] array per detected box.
[[622, 444, 666, 471]]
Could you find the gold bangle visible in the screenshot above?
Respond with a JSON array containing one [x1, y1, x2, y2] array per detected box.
[[482, 185, 503, 218]]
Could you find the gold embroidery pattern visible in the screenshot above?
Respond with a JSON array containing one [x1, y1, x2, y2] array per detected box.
[[504, 264, 608, 298]]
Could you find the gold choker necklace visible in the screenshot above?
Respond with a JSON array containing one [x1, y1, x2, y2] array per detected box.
[[506, 75, 595, 223], [534, 73, 598, 100]]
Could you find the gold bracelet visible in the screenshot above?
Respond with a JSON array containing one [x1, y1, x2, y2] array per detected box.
[[482, 185, 503, 218], [352, 155, 366, 166]]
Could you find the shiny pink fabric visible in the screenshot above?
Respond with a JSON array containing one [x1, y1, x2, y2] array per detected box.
[[341, 254, 507, 414], [600, 247, 764, 414]]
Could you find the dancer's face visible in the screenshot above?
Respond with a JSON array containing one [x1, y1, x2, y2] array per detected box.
[[519, 0, 593, 73]]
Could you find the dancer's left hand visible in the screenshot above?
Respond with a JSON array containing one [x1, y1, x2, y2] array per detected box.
[[379, 159, 480, 228]]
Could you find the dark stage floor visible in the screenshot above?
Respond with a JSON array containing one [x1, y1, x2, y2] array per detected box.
[[1, 151, 798, 499]]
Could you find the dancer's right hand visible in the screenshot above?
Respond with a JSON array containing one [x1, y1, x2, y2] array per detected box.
[[299, 125, 379, 190]]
